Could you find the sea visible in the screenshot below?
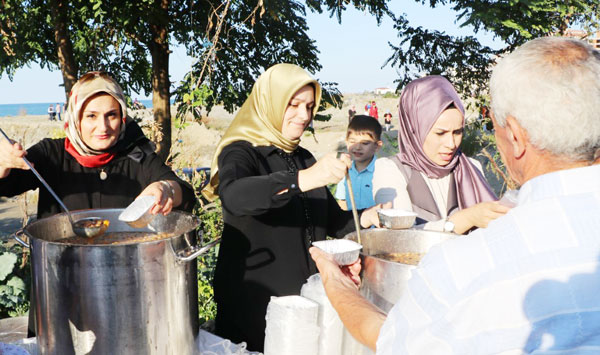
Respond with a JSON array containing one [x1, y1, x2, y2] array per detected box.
[[0, 99, 154, 117]]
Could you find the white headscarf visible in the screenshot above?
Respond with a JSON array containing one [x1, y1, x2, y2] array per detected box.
[[65, 72, 129, 155]]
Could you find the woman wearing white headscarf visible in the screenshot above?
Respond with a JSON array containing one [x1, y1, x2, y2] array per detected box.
[[204, 63, 381, 351], [0, 72, 196, 335], [0, 71, 195, 218]]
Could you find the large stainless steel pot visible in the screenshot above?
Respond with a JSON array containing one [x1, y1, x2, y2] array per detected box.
[[14, 208, 215, 355], [345, 228, 456, 313]]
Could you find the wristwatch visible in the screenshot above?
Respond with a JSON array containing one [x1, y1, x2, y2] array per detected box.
[[443, 218, 455, 233]]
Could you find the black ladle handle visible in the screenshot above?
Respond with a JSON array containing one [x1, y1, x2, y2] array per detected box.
[[0, 127, 75, 224]]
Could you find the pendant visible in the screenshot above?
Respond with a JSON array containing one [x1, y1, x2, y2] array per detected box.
[[99, 170, 108, 180]]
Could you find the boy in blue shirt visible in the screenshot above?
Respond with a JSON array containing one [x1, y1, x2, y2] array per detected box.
[[335, 115, 382, 210]]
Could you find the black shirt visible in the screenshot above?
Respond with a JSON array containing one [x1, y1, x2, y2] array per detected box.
[[0, 137, 195, 218], [214, 140, 357, 351]]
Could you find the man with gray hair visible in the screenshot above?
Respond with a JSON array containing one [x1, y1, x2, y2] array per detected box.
[[311, 36, 600, 354]]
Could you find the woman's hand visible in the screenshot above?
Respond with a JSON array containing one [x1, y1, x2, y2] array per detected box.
[[359, 202, 392, 228], [298, 152, 351, 192], [137, 180, 182, 215], [449, 201, 512, 234], [0, 137, 30, 178]]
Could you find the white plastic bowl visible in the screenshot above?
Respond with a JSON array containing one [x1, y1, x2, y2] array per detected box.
[[312, 239, 362, 265], [118, 195, 156, 228]]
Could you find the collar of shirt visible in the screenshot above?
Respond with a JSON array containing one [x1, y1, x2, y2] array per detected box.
[[350, 156, 377, 175], [258, 145, 285, 156], [517, 164, 600, 206]]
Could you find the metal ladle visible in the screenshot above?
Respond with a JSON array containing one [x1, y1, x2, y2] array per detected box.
[[337, 151, 361, 245], [345, 171, 362, 245], [1, 128, 110, 238]]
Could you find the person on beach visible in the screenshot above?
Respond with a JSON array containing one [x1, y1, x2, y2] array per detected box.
[[47, 104, 55, 121], [335, 115, 382, 211], [202, 63, 383, 352], [368, 100, 379, 121], [348, 104, 357, 122], [311, 36, 600, 355], [383, 111, 392, 131], [133, 98, 145, 110], [0, 71, 195, 336], [372, 75, 509, 234], [55, 103, 61, 121]]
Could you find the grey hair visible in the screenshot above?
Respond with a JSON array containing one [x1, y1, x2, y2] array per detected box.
[[490, 37, 600, 161]]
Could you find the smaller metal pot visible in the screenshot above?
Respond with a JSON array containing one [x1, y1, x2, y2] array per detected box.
[[345, 228, 456, 313]]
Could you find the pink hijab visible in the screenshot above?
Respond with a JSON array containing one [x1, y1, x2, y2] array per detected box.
[[396, 76, 497, 208]]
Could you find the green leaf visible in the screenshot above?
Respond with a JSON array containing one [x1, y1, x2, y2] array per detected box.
[[500, 19, 520, 30], [7, 276, 26, 296], [0, 252, 17, 281]]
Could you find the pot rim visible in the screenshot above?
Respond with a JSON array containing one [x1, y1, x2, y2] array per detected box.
[[23, 208, 200, 247]]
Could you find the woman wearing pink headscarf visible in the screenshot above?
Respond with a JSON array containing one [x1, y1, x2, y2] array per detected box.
[[372, 76, 510, 234]]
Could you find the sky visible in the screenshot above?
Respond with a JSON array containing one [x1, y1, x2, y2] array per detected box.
[[0, 2, 502, 105], [307, 2, 501, 93]]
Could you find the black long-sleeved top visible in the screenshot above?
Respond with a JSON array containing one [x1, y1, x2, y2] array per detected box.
[[1, 124, 196, 337], [214, 140, 357, 351], [0, 131, 195, 219]]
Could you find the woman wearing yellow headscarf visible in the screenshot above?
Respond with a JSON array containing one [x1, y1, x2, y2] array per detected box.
[[204, 64, 380, 351]]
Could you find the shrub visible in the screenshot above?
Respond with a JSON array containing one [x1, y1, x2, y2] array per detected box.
[[178, 168, 222, 328], [0, 240, 30, 318], [196, 201, 221, 327]]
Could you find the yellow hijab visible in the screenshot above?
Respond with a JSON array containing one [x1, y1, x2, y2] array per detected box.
[[202, 63, 322, 201]]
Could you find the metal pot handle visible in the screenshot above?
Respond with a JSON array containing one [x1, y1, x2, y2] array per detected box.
[[13, 229, 30, 248], [175, 237, 221, 263]]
